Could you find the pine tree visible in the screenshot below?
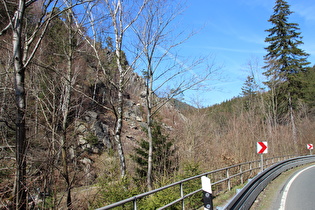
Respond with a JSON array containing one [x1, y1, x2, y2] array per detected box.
[[241, 76, 256, 97], [241, 75, 258, 110], [263, 0, 310, 106], [301, 66, 315, 107], [131, 121, 177, 186], [263, 0, 310, 148]]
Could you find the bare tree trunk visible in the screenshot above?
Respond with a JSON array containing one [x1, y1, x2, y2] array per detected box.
[[14, 65, 27, 210], [146, 70, 153, 191], [61, 133, 71, 208], [114, 88, 126, 178], [12, 0, 27, 209], [288, 94, 298, 153], [109, 0, 127, 178], [60, 9, 75, 208]]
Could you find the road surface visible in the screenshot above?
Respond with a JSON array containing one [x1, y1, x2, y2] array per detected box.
[[279, 165, 315, 210], [251, 164, 315, 210]]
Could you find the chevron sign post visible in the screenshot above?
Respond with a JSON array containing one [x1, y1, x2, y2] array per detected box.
[[257, 142, 268, 171], [307, 144, 313, 155], [257, 142, 268, 154], [307, 144, 313, 150]]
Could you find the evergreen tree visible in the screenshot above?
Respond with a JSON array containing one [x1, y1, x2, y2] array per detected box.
[[263, 0, 310, 108], [241, 76, 256, 97], [241, 75, 258, 110], [301, 66, 315, 107], [131, 121, 177, 186], [263, 0, 310, 148]]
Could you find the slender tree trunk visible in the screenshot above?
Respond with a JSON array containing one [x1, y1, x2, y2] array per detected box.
[[15, 69, 27, 210], [114, 88, 126, 178], [60, 82, 72, 209], [58, 9, 75, 208], [112, 0, 126, 178], [13, 0, 27, 209], [61, 133, 71, 208], [113, 48, 126, 178], [288, 94, 297, 153], [146, 69, 153, 191], [146, 108, 153, 191], [62, 12, 74, 209]]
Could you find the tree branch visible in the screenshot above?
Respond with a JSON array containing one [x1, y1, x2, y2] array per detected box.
[[0, 119, 15, 131]]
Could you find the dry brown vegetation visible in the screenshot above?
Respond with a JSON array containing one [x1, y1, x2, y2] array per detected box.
[[1, 0, 315, 209]]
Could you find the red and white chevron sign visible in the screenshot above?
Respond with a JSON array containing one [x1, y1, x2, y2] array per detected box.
[[307, 144, 313, 150], [257, 142, 268, 154]]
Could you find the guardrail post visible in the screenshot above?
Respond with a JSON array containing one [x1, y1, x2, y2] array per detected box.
[[226, 169, 231, 191], [133, 199, 137, 210], [240, 165, 243, 184], [248, 162, 252, 176], [260, 154, 264, 171], [180, 183, 184, 210]]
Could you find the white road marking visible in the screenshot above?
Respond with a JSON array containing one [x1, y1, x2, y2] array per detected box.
[[279, 165, 315, 210]]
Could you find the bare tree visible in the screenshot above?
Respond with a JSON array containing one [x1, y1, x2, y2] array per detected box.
[[36, 5, 88, 208], [80, 0, 147, 178], [59, 5, 78, 208], [0, 0, 88, 208], [0, 0, 59, 208], [132, 0, 213, 190]]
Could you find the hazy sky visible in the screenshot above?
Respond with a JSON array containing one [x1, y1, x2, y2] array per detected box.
[[176, 0, 315, 107]]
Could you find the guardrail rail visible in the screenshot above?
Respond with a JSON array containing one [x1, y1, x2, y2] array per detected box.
[[224, 155, 315, 210], [96, 155, 304, 209]]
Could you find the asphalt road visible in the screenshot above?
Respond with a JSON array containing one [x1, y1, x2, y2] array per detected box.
[[279, 165, 315, 210]]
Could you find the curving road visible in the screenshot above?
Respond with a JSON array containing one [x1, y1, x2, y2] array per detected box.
[[279, 165, 315, 210]]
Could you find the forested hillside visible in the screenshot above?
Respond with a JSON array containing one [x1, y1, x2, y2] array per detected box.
[[1, 0, 314, 209]]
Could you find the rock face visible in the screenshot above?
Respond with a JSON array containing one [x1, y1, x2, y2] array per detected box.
[[94, 120, 111, 150], [75, 72, 147, 155], [124, 100, 143, 122], [77, 98, 145, 154], [71, 71, 189, 185], [76, 111, 112, 154]]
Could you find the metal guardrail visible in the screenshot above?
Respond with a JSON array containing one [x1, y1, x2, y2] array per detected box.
[[96, 155, 296, 210], [224, 155, 315, 210]]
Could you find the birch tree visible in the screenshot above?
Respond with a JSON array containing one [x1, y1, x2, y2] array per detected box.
[[81, 0, 147, 178], [132, 0, 213, 190], [0, 0, 87, 208], [59, 6, 77, 208], [0, 0, 58, 208]]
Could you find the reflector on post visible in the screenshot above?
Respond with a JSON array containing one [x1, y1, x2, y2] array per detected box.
[[201, 176, 213, 210]]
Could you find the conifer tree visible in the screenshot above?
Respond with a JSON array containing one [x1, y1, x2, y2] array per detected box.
[[241, 75, 258, 110], [301, 65, 315, 107], [264, 0, 309, 107], [263, 0, 310, 147], [131, 121, 177, 186]]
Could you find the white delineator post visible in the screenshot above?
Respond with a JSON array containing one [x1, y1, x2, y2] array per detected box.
[[201, 176, 213, 210]]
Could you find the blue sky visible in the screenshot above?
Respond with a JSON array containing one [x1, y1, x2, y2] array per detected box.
[[175, 0, 315, 107]]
